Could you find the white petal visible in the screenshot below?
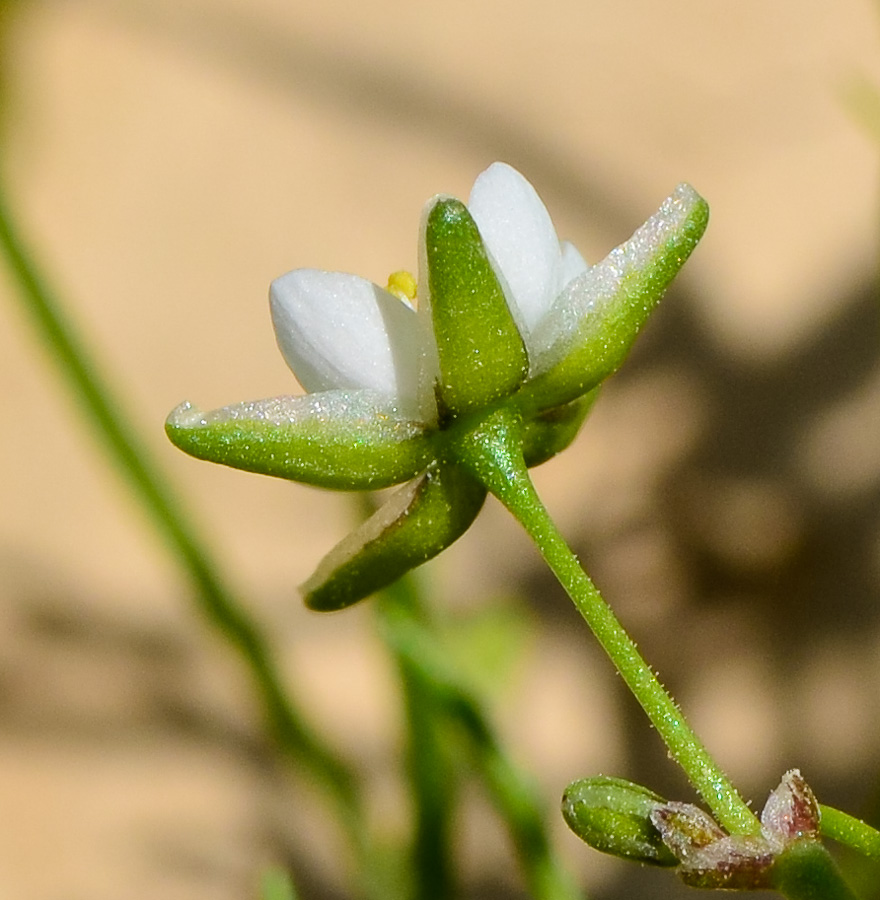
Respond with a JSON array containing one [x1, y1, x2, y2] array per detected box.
[[270, 269, 421, 408], [468, 162, 562, 340], [560, 240, 589, 285]]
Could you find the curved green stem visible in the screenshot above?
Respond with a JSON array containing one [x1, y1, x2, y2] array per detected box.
[[0, 183, 377, 891], [820, 805, 880, 860], [450, 405, 760, 837]]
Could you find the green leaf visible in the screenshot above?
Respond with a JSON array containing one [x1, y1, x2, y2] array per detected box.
[[166, 391, 433, 490], [303, 462, 486, 611], [424, 198, 528, 418], [521, 184, 709, 413]]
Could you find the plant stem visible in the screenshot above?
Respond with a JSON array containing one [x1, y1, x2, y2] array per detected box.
[[0, 183, 376, 890], [771, 841, 861, 900], [376, 587, 583, 900], [376, 580, 458, 900], [450, 406, 761, 837], [260, 867, 300, 900], [820, 805, 880, 860]]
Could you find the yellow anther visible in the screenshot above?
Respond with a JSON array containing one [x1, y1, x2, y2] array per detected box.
[[386, 270, 417, 304]]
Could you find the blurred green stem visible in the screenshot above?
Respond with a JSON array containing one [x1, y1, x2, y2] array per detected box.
[[376, 581, 459, 900], [376, 587, 583, 900], [0, 183, 379, 894], [261, 868, 300, 900]]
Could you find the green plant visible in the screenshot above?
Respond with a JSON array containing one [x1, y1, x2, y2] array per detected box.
[[163, 162, 875, 897], [4, 159, 876, 899]]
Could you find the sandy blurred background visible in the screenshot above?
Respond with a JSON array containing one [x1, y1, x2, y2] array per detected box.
[[1, 0, 880, 897]]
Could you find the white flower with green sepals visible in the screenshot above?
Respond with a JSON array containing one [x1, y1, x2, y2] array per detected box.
[[167, 163, 708, 610]]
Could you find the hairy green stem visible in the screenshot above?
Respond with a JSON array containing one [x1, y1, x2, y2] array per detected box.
[[450, 406, 760, 837], [820, 805, 880, 860], [377, 592, 583, 900], [771, 841, 861, 900], [0, 184, 377, 890]]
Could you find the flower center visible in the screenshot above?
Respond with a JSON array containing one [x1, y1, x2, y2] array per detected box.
[[386, 270, 417, 306]]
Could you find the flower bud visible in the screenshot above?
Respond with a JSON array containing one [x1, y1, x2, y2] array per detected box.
[[761, 769, 820, 850], [651, 802, 774, 889], [562, 776, 678, 866]]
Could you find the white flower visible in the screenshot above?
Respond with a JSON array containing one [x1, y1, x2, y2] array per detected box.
[[168, 161, 707, 610], [267, 162, 705, 418]]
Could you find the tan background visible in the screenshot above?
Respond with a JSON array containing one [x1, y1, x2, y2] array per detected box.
[[1, 0, 880, 897]]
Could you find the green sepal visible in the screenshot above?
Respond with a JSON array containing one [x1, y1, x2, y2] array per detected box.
[[425, 198, 528, 418], [521, 389, 598, 468], [166, 391, 433, 490], [562, 776, 679, 867], [303, 462, 486, 611], [521, 185, 709, 413]]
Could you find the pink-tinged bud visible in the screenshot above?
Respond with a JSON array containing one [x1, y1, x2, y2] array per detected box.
[[649, 771, 824, 890], [649, 801, 726, 856], [650, 803, 776, 889], [761, 769, 820, 851]]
